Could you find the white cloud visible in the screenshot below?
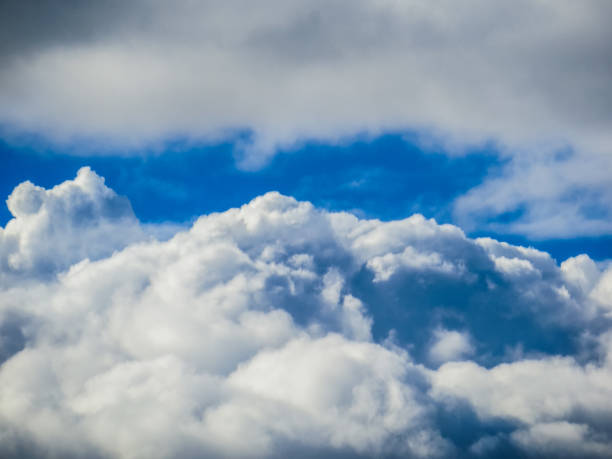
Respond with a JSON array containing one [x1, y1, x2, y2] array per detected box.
[[453, 151, 612, 238], [0, 167, 145, 286], [221, 334, 450, 457], [1, 0, 609, 157], [2, 170, 612, 457], [367, 246, 460, 283], [561, 254, 601, 294], [562, 255, 612, 315], [429, 329, 474, 365], [430, 357, 612, 426], [591, 268, 612, 314], [511, 422, 612, 458]]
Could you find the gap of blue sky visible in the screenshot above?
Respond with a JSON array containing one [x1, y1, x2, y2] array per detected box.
[[2, 134, 611, 262]]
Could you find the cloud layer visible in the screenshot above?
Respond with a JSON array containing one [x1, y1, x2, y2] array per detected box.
[[1, 169, 612, 458], [1, 1, 610, 156]]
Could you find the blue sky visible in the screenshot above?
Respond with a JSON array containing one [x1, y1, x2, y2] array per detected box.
[[2, 133, 496, 224], [2, 134, 610, 263]]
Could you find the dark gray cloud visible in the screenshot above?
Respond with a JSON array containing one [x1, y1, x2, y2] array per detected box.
[[0, 0, 142, 60]]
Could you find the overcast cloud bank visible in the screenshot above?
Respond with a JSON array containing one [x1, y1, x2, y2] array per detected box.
[[1, 169, 612, 458], [2, 1, 611, 156]]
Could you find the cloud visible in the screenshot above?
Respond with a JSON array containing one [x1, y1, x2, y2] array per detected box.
[[428, 329, 474, 365], [1, 169, 612, 457], [431, 357, 612, 426], [429, 354, 612, 457], [0, 1, 610, 158], [453, 150, 612, 238], [0, 167, 144, 285], [511, 422, 612, 458]]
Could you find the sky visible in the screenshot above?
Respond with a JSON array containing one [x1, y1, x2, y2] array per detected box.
[[1, 1, 612, 458]]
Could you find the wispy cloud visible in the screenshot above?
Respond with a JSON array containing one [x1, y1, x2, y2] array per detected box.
[[454, 149, 612, 238]]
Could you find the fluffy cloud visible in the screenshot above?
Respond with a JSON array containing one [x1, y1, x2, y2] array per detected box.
[[1, 169, 612, 457], [0, 167, 144, 285], [428, 329, 474, 365]]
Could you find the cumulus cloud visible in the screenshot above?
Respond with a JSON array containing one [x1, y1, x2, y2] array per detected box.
[[1, 169, 612, 457], [0, 167, 144, 285]]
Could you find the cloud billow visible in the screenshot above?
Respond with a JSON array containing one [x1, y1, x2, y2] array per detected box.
[[1, 169, 612, 457], [0, 167, 144, 285]]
